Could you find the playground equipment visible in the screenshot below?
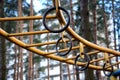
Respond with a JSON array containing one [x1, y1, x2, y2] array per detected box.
[[103, 52, 114, 76], [110, 69, 120, 80], [0, 0, 120, 79], [75, 43, 90, 71]]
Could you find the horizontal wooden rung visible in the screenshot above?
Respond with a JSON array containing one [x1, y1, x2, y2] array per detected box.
[[90, 55, 115, 63], [8, 30, 49, 36], [104, 61, 120, 69], [62, 56, 76, 61], [0, 15, 57, 21], [42, 46, 80, 55], [26, 38, 75, 47]]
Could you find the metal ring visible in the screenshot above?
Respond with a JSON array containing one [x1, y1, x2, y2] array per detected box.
[[56, 35, 72, 56], [103, 62, 113, 77], [75, 53, 90, 71], [43, 7, 70, 33]]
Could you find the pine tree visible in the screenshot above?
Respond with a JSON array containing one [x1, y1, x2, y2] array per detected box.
[[0, 0, 7, 79], [18, 0, 24, 80], [80, 0, 95, 80], [28, 0, 34, 80]]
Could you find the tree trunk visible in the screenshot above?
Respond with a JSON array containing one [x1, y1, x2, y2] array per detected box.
[[76, 70, 80, 80], [70, 0, 75, 30], [112, 0, 117, 51], [16, 22, 20, 80], [69, 0, 79, 80], [0, 0, 6, 80], [47, 34, 50, 80], [18, 0, 23, 80], [80, 0, 95, 80], [92, 0, 97, 44], [14, 45, 18, 80], [102, 0, 109, 48], [72, 66, 76, 80], [28, 0, 34, 80], [67, 60, 71, 80], [47, 59, 50, 80], [92, 0, 102, 79], [112, 0, 119, 72], [60, 62, 62, 80]]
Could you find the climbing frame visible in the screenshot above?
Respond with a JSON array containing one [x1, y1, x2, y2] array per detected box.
[[0, 0, 120, 76]]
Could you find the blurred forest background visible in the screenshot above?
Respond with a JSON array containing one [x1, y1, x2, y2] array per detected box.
[[0, 0, 120, 80]]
